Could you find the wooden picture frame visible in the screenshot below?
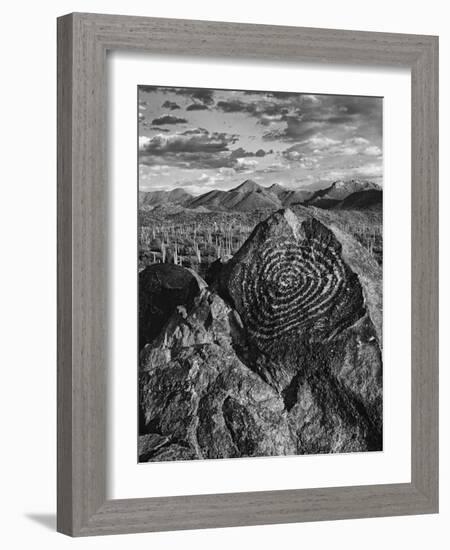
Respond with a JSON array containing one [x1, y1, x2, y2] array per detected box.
[[57, 12, 438, 536]]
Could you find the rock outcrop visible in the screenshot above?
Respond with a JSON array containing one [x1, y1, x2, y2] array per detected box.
[[139, 208, 383, 460], [217, 208, 382, 452], [139, 264, 202, 351], [139, 287, 296, 461]]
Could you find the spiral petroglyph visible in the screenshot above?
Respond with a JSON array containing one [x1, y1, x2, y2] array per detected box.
[[224, 211, 365, 355], [244, 237, 344, 342]]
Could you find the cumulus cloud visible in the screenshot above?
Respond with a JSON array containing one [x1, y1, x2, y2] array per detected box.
[[218, 167, 236, 177], [267, 162, 287, 170], [178, 167, 241, 195], [216, 98, 292, 126], [305, 136, 341, 150], [149, 126, 170, 133], [235, 158, 258, 169], [138, 85, 159, 93], [316, 161, 383, 183], [230, 147, 271, 159], [256, 162, 291, 174], [282, 149, 304, 162], [174, 87, 215, 105], [364, 145, 382, 156], [138, 86, 382, 190], [281, 147, 319, 169], [139, 136, 151, 151], [151, 115, 188, 125], [263, 119, 325, 141], [216, 99, 250, 113], [262, 95, 382, 142], [139, 128, 240, 170], [281, 135, 381, 160], [354, 162, 383, 178], [141, 128, 237, 154], [178, 183, 216, 195], [217, 94, 381, 140], [139, 85, 213, 104], [162, 100, 180, 110], [186, 103, 209, 111]]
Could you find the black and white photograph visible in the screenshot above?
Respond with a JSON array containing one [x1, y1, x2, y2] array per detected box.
[[2, 0, 444, 544], [138, 85, 383, 463]]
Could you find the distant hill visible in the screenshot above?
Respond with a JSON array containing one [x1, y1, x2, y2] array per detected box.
[[139, 188, 192, 208], [306, 179, 381, 206], [334, 189, 382, 210], [184, 189, 229, 210], [309, 198, 342, 209], [186, 179, 282, 212]]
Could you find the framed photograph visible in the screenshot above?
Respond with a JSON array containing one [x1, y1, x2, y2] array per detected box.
[[57, 13, 438, 536]]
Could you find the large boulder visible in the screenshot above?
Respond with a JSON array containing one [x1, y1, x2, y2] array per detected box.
[[139, 264, 203, 351], [139, 287, 296, 461], [218, 207, 383, 452], [204, 255, 232, 286]]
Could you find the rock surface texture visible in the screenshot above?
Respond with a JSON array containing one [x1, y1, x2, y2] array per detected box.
[[139, 288, 296, 460], [139, 208, 382, 461], [139, 264, 202, 351]]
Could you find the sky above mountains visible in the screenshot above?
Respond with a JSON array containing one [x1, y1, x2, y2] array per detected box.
[[138, 86, 382, 195]]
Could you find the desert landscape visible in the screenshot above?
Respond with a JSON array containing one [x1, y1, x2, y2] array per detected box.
[[139, 178, 382, 275], [138, 86, 383, 462]]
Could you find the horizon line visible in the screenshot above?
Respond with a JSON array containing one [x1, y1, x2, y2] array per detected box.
[[139, 177, 383, 197]]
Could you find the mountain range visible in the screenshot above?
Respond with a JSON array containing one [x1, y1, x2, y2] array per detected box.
[[139, 179, 382, 212], [304, 179, 381, 209], [138, 187, 192, 208]]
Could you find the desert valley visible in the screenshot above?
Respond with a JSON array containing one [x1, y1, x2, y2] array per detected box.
[[139, 177, 382, 275]]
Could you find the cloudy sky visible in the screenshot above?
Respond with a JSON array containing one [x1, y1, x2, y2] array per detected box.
[[138, 86, 382, 195]]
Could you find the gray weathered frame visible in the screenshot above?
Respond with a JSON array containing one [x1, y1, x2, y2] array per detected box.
[[57, 12, 439, 537]]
